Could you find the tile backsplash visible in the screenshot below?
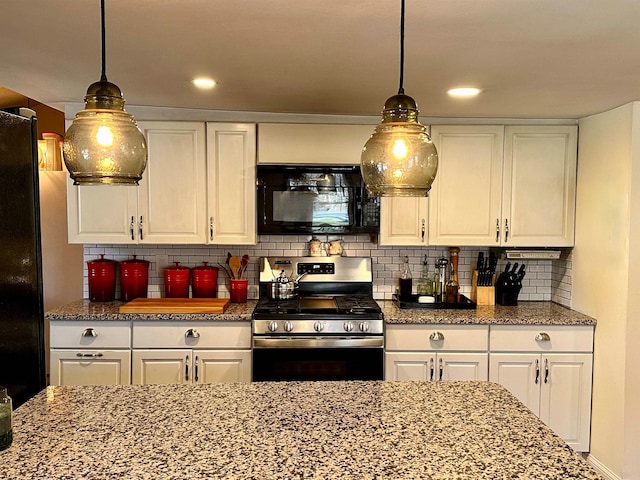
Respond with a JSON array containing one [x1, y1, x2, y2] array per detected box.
[[83, 235, 571, 306]]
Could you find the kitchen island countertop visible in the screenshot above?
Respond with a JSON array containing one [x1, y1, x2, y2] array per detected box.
[[0, 381, 602, 480]]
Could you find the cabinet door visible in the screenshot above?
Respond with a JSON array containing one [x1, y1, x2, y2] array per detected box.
[[502, 126, 577, 246], [385, 352, 434, 381], [136, 121, 207, 243], [50, 350, 131, 385], [429, 126, 504, 246], [207, 123, 257, 245], [379, 197, 428, 246], [439, 353, 488, 381], [489, 353, 541, 415], [132, 349, 191, 385], [195, 350, 251, 383], [539, 353, 593, 452], [67, 182, 138, 244], [257, 123, 373, 165]]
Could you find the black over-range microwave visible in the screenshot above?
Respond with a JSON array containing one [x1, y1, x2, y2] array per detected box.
[[256, 165, 380, 235]]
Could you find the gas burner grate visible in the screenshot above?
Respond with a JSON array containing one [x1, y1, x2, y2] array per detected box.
[[254, 298, 299, 315], [334, 295, 381, 314]]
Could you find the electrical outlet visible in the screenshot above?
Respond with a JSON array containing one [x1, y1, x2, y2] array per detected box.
[[156, 254, 169, 271]]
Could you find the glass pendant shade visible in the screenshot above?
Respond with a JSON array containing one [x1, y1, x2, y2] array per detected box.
[[361, 94, 438, 196], [63, 80, 147, 186]]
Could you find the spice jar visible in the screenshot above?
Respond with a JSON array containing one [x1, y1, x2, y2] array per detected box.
[[120, 255, 150, 301], [0, 387, 12, 451], [87, 254, 117, 302]]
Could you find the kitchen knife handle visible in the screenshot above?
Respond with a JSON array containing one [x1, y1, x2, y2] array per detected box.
[[535, 359, 540, 384], [544, 358, 549, 384], [130, 216, 135, 240], [421, 218, 426, 242], [139, 216, 144, 241], [496, 219, 500, 242], [209, 217, 214, 241], [429, 358, 434, 381], [185, 355, 190, 381], [504, 218, 509, 243], [438, 357, 444, 381]]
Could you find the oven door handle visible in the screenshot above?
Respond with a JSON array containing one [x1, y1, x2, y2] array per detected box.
[[253, 337, 384, 349]]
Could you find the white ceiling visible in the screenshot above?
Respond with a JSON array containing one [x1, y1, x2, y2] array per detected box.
[[2, 0, 640, 119]]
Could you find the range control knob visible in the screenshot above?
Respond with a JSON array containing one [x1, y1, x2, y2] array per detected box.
[[343, 321, 354, 332], [267, 321, 278, 332], [284, 321, 294, 333], [313, 321, 325, 332], [358, 322, 370, 333]]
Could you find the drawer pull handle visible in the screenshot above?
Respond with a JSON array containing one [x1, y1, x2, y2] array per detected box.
[[429, 331, 444, 341], [82, 328, 98, 338], [185, 329, 200, 339], [76, 352, 103, 358], [535, 332, 551, 342]]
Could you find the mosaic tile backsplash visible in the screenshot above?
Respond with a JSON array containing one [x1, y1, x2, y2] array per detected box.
[[83, 235, 573, 306]]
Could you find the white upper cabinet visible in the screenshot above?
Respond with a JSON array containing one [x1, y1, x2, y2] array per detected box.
[[257, 123, 373, 165], [379, 197, 429, 246], [67, 121, 207, 244], [429, 125, 504, 246], [136, 121, 207, 244], [206, 123, 257, 245], [502, 125, 577, 246], [429, 125, 577, 247]]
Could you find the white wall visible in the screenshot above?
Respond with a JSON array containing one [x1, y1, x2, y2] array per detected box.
[[574, 102, 640, 479]]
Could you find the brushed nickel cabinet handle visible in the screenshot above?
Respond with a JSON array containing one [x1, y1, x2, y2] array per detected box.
[[139, 216, 144, 241], [185, 355, 190, 381], [185, 328, 200, 339], [421, 219, 426, 242], [544, 358, 549, 384], [429, 357, 434, 381], [209, 216, 214, 241], [76, 352, 103, 358], [504, 218, 509, 243], [535, 359, 540, 384], [81, 328, 97, 338], [130, 216, 135, 240], [429, 331, 444, 341], [496, 218, 500, 243], [535, 332, 551, 342], [438, 357, 444, 381]]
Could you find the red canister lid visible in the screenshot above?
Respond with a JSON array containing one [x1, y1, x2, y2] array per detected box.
[[164, 261, 189, 271], [87, 254, 116, 265], [121, 254, 149, 266], [192, 261, 217, 272]]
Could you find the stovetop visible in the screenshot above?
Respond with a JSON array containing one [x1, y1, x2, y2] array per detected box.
[[253, 295, 383, 320]]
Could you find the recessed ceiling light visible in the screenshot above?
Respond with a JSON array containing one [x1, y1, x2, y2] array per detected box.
[[447, 87, 481, 97], [192, 78, 216, 89]]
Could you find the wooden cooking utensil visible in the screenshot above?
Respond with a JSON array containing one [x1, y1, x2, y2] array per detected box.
[[229, 256, 241, 279]]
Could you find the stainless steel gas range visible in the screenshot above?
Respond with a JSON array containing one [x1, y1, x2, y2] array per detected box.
[[252, 256, 384, 381]]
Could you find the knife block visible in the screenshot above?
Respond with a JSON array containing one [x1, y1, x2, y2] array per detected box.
[[471, 270, 495, 306]]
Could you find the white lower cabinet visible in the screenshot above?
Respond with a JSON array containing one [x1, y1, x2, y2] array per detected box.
[[131, 321, 251, 385], [489, 325, 594, 452], [49, 321, 132, 386], [385, 324, 489, 381]]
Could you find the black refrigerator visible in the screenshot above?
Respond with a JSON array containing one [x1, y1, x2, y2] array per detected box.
[[0, 108, 46, 408]]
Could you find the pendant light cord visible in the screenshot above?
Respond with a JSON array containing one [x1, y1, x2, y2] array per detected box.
[[100, 0, 108, 83], [398, 0, 405, 96]]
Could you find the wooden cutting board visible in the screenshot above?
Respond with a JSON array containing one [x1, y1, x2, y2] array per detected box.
[[119, 298, 230, 314]]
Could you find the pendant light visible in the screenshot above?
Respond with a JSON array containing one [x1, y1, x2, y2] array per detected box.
[[63, 0, 147, 186], [361, 0, 438, 197]]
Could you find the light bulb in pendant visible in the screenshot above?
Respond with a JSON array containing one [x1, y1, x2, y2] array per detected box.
[[96, 125, 114, 146]]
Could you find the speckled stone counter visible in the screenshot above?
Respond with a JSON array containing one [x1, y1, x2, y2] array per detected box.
[[46, 299, 255, 322], [0, 381, 602, 480], [381, 300, 596, 326]]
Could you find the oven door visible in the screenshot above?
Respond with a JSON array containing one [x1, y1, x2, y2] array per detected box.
[[252, 336, 383, 382]]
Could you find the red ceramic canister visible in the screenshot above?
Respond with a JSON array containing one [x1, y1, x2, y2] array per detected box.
[[120, 255, 150, 301], [164, 262, 191, 298], [192, 262, 219, 298], [87, 254, 117, 302]]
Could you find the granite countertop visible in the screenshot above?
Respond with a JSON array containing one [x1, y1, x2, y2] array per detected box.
[[0, 381, 602, 480], [380, 300, 597, 326], [46, 299, 256, 322]]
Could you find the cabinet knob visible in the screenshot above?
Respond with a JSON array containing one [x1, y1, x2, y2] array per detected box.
[[185, 328, 200, 339], [535, 332, 551, 342], [81, 328, 98, 338], [429, 331, 444, 341]]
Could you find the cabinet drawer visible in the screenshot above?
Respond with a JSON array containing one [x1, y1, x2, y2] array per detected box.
[[132, 321, 251, 349], [489, 325, 594, 352], [50, 321, 131, 348], [385, 324, 489, 351]]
